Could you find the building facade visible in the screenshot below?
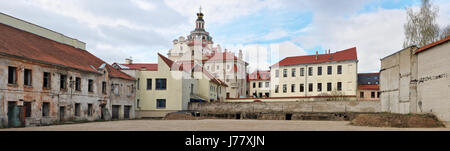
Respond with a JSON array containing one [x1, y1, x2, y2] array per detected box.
[[0, 13, 136, 128], [380, 36, 450, 121], [357, 73, 380, 101], [248, 70, 271, 98], [113, 54, 227, 118], [167, 9, 248, 98], [270, 47, 358, 98]]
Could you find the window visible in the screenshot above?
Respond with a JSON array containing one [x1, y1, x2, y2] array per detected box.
[[88, 104, 93, 116], [308, 67, 313, 76], [191, 84, 194, 94], [327, 82, 332, 91], [253, 82, 256, 88], [60, 74, 67, 89], [137, 78, 140, 90], [308, 83, 313, 92], [75, 77, 81, 91], [377, 92, 381, 98], [113, 84, 119, 96], [24, 102, 32, 117], [147, 78, 152, 90], [75, 103, 80, 116], [137, 99, 140, 108], [265, 82, 269, 87], [300, 84, 304, 92], [43, 72, 51, 89], [275, 70, 279, 77], [360, 92, 364, 98], [291, 68, 296, 77], [371, 92, 375, 98], [42, 102, 49, 117], [317, 83, 322, 92], [283, 84, 287, 93], [291, 84, 295, 92], [216, 65, 219, 70], [337, 65, 342, 74], [337, 82, 342, 91], [300, 68, 304, 76], [155, 79, 167, 90], [102, 82, 107, 94], [88, 79, 94, 92], [318, 67, 322, 76], [275, 85, 279, 93], [227, 64, 230, 69], [24, 69, 32, 86], [283, 69, 287, 77], [258, 82, 262, 88], [8, 66, 17, 84], [157, 99, 166, 109], [327, 66, 332, 75]]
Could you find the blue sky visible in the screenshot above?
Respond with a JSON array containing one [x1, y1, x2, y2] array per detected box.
[[0, 0, 448, 72]]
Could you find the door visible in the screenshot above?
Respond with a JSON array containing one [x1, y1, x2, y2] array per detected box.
[[112, 105, 120, 120], [59, 107, 65, 122], [124, 106, 131, 120], [7, 102, 24, 128]]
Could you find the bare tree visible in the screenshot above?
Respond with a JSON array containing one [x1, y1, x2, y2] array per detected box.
[[440, 25, 450, 39], [403, 0, 440, 48]]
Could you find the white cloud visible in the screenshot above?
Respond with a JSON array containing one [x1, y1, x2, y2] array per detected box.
[[130, 0, 156, 11]]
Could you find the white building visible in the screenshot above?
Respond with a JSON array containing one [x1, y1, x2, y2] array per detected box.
[[167, 9, 248, 99], [270, 47, 358, 98]]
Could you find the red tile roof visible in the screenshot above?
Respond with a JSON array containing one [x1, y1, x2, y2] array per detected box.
[[0, 23, 134, 80], [358, 84, 379, 90], [415, 36, 450, 54], [157, 53, 227, 86], [117, 63, 158, 71], [248, 70, 270, 81], [272, 47, 357, 67]]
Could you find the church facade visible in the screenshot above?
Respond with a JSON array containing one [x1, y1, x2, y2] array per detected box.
[[167, 9, 248, 98]]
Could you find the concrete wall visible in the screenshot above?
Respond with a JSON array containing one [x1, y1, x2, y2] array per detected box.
[[188, 100, 380, 114], [270, 60, 357, 97], [0, 55, 135, 127], [416, 41, 450, 121], [380, 46, 417, 114], [0, 12, 86, 50]]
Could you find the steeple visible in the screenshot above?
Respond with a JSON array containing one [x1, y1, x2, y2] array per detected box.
[[196, 6, 205, 30]]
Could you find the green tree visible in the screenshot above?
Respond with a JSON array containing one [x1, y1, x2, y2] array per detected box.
[[403, 0, 440, 48]]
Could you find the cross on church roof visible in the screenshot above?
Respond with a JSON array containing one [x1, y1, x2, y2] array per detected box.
[[199, 6, 202, 13]]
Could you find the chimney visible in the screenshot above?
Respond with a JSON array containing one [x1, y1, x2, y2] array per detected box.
[[125, 57, 133, 64], [315, 51, 318, 60]]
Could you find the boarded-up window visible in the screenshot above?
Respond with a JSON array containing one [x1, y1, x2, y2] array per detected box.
[[87, 104, 93, 116], [8, 66, 17, 84], [42, 102, 50, 117], [74, 103, 80, 116], [24, 102, 32, 117], [43, 72, 51, 89], [24, 69, 32, 86]]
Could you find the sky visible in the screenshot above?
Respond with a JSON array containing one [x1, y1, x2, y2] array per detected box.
[[0, 0, 449, 73]]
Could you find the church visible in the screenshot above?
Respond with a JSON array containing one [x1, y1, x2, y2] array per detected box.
[[167, 8, 249, 98]]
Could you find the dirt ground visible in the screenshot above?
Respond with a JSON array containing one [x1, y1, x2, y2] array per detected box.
[[1, 120, 450, 131]]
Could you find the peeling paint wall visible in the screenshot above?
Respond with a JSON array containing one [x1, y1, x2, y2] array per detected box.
[[0, 55, 135, 128]]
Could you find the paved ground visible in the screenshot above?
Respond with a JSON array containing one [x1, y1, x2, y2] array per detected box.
[[1, 119, 450, 131]]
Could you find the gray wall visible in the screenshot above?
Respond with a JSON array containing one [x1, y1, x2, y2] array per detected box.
[[189, 100, 381, 114]]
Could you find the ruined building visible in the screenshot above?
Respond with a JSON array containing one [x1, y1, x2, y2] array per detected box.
[[0, 13, 136, 128], [357, 73, 380, 101]]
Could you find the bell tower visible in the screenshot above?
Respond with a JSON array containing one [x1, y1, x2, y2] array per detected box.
[[196, 6, 205, 31]]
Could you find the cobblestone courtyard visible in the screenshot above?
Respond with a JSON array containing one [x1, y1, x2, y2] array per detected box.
[[1, 120, 450, 131]]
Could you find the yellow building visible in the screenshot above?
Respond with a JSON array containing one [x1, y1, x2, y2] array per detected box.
[[113, 54, 227, 118], [270, 47, 358, 98]]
